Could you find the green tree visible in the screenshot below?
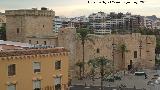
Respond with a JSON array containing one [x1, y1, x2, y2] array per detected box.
[[77, 28, 94, 77], [75, 61, 84, 80], [118, 44, 129, 69], [0, 27, 6, 40], [88, 56, 111, 90], [88, 59, 98, 81]]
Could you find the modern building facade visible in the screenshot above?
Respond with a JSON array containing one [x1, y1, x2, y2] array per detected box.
[[153, 19, 160, 29], [70, 16, 89, 29], [54, 16, 63, 33], [144, 17, 153, 29], [89, 12, 112, 34], [53, 16, 89, 33], [88, 12, 144, 34], [0, 47, 69, 90], [53, 16, 71, 33]]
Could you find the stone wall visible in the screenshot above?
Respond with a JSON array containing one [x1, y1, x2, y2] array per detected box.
[[58, 28, 156, 76], [58, 27, 77, 76], [5, 9, 55, 42]]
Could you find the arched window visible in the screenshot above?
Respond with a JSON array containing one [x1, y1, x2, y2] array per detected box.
[[17, 28, 19, 34], [29, 40, 31, 44], [36, 41, 39, 44], [44, 41, 46, 45], [134, 51, 137, 58]]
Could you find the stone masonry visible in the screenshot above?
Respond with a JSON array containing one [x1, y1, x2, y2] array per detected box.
[[5, 8, 156, 78], [5, 8, 55, 44], [57, 28, 156, 77]]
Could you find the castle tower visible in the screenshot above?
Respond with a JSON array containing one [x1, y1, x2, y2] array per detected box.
[[5, 7, 55, 44]]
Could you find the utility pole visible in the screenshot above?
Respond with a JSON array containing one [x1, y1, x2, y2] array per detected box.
[[139, 40, 142, 69], [100, 58, 104, 90], [112, 38, 116, 74], [139, 40, 142, 59]]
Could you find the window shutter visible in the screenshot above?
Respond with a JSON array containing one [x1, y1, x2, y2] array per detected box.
[[33, 80, 41, 89], [34, 63, 40, 70], [54, 77, 61, 85], [8, 84, 16, 90], [12, 64, 15, 75]]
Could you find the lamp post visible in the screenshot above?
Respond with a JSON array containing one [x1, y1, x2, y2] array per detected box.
[[100, 57, 104, 90], [112, 38, 116, 75], [139, 40, 142, 69]]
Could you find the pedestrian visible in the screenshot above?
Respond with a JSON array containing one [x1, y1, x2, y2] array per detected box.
[[145, 73, 147, 79]]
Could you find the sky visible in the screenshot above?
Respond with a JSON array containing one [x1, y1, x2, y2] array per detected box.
[[0, 0, 160, 17]]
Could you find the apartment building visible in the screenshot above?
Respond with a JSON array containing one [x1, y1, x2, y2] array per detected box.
[[70, 16, 89, 29], [153, 19, 160, 29], [53, 16, 62, 33], [53, 16, 71, 33], [144, 17, 153, 29], [89, 12, 112, 34], [88, 12, 143, 34], [0, 47, 69, 90]]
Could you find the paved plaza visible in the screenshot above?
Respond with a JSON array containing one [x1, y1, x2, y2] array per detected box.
[[71, 69, 160, 90]]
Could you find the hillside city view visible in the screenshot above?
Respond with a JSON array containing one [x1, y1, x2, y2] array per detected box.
[[1, 0, 160, 90]]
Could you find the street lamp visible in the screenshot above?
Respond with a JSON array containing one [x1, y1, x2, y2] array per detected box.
[[139, 40, 142, 70]]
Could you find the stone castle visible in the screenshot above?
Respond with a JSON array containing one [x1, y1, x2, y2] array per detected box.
[[5, 8, 156, 77], [5, 7, 57, 46], [58, 28, 156, 74]]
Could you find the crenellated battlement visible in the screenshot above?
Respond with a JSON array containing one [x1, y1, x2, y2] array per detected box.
[[5, 8, 55, 17]]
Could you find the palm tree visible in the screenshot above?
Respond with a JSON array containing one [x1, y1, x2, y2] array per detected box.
[[118, 44, 128, 70], [77, 28, 94, 77], [0, 27, 6, 40], [75, 61, 84, 80], [88, 59, 98, 81], [88, 56, 111, 90]]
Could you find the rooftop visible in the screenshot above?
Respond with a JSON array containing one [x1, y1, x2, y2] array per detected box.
[[0, 40, 31, 48], [0, 47, 69, 57]]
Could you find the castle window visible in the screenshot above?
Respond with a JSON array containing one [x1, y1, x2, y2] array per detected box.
[[8, 84, 16, 90], [55, 61, 61, 70], [44, 41, 46, 45], [97, 48, 100, 53], [134, 51, 137, 58], [36, 41, 39, 44], [29, 40, 31, 44], [17, 28, 19, 34], [33, 62, 41, 73], [43, 25, 44, 28], [8, 64, 16, 76]]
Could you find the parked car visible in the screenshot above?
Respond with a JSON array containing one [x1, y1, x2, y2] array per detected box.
[[134, 71, 146, 76]]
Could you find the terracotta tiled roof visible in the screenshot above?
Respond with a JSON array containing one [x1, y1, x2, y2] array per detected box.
[[0, 48, 69, 57]]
